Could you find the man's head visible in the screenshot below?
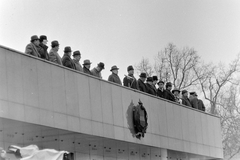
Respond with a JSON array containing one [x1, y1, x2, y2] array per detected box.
[[139, 73, 147, 82], [39, 35, 48, 45], [30, 35, 40, 46], [127, 65, 134, 75], [73, 51, 81, 61], [110, 65, 119, 74], [182, 90, 188, 97], [83, 59, 91, 69], [146, 77, 153, 85], [189, 92, 198, 99], [172, 88, 180, 97], [157, 80, 164, 89], [152, 76, 158, 85], [165, 82, 172, 91], [64, 46, 72, 56], [51, 40, 59, 51], [97, 62, 105, 71]]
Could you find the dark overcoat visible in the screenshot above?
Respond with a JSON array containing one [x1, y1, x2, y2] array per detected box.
[[108, 73, 122, 85], [83, 66, 93, 75], [157, 89, 165, 98], [164, 90, 175, 102], [181, 96, 192, 107], [39, 43, 49, 60], [137, 79, 148, 93], [190, 97, 199, 109], [62, 54, 76, 70], [198, 99, 205, 111], [145, 83, 156, 96], [123, 75, 138, 90]]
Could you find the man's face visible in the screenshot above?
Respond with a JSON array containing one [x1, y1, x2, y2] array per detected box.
[[55, 45, 59, 51], [158, 83, 164, 89], [128, 70, 134, 75], [167, 86, 172, 91], [34, 39, 40, 46], [43, 39, 48, 45], [112, 70, 118, 74], [147, 81, 153, 85], [85, 64, 91, 69], [183, 92, 188, 97], [173, 91, 179, 97]]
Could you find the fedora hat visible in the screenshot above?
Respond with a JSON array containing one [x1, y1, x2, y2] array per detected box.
[[152, 76, 158, 81], [98, 62, 105, 69], [139, 73, 147, 78], [30, 35, 39, 42], [110, 65, 119, 71], [157, 80, 164, 85], [51, 40, 59, 47], [73, 51, 80, 56], [64, 46, 72, 53], [127, 65, 134, 71], [146, 77, 153, 82], [39, 35, 47, 42], [172, 88, 180, 93], [83, 59, 92, 65]]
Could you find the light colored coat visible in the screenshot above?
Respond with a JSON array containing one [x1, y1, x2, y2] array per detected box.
[[25, 43, 41, 57], [49, 49, 62, 65]]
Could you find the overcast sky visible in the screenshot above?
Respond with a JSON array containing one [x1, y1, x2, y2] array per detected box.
[[1, 0, 240, 80]]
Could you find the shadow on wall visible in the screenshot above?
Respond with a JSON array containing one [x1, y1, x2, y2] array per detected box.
[[126, 100, 135, 138]]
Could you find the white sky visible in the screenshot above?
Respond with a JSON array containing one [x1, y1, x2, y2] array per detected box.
[[1, 0, 240, 80]]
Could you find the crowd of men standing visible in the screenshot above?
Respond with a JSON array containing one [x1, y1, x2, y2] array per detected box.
[[25, 35, 205, 112]]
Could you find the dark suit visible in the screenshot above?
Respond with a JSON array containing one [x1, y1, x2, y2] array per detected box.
[[157, 88, 165, 98], [181, 96, 192, 107], [164, 90, 175, 102], [123, 74, 138, 90], [62, 54, 76, 70], [145, 83, 156, 96], [198, 99, 205, 111], [190, 97, 199, 109], [137, 79, 148, 93]]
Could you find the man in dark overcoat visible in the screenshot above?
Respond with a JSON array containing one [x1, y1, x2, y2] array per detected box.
[[25, 35, 41, 57], [198, 98, 206, 112], [189, 92, 199, 109], [39, 35, 49, 60], [83, 59, 93, 75], [181, 90, 192, 107], [145, 77, 156, 96], [157, 80, 165, 98], [137, 73, 148, 93], [123, 65, 139, 90], [108, 65, 122, 85], [62, 46, 76, 69], [163, 82, 175, 102]]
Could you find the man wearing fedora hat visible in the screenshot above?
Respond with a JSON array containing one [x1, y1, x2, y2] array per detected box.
[[145, 77, 156, 96], [72, 50, 83, 72], [163, 82, 175, 102], [152, 76, 158, 94], [181, 90, 192, 107], [137, 73, 148, 93], [49, 40, 62, 65], [108, 65, 122, 85], [172, 88, 181, 104], [25, 35, 41, 57], [62, 46, 76, 70], [91, 62, 105, 79], [123, 65, 139, 90], [189, 92, 199, 109], [157, 80, 165, 98], [83, 59, 93, 75], [38, 35, 49, 60]]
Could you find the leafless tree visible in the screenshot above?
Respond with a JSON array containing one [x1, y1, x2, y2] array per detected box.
[[194, 55, 240, 114], [155, 43, 200, 89], [134, 57, 154, 77], [218, 85, 240, 160]]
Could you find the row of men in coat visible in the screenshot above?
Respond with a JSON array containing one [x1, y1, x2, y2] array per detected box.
[[25, 35, 111, 78], [122, 65, 205, 112]]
